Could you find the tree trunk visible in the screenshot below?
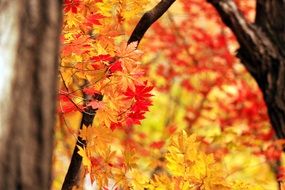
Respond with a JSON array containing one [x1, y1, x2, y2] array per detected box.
[[0, 1, 62, 190], [207, 0, 285, 139]]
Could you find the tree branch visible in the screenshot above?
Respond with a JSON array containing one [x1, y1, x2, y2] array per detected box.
[[61, 93, 103, 190], [61, 1, 176, 189], [207, 0, 279, 83], [207, 0, 285, 142], [128, 0, 176, 45], [255, 0, 285, 31], [207, 0, 259, 52], [255, 0, 285, 56]]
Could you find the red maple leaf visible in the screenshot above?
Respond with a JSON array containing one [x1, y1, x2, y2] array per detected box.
[[64, 0, 80, 13], [58, 93, 81, 113], [86, 14, 105, 26], [124, 84, 153, 101], [131, 100, 152, 113], [126, 112, 145, 126], [91, 54, 113, 62], [110, 122, 122, 131], [109, 60, 122, 73]]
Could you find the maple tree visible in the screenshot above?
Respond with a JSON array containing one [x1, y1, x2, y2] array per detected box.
[[2, 0, 285, 190], [53, 0, 285, 189]]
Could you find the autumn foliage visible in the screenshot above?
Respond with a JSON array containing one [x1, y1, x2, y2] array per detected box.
[[54, 0, 283, 189]]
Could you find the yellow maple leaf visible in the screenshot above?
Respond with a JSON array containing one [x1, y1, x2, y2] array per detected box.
[[122, 148, 138, 169], [116, 42, 143, 71], [129, 169, 149, 190], [166, 131, 200, 177], [80, 125, 114, 152], [77, 146, 91, 171], [165, 131, 231, 189], [148, 174, 174, 190], [96, 0, 115, 17], [96, 101, 118, 127], [65, 13, 84, 28]]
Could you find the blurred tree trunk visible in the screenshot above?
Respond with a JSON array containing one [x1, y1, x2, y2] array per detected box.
[[0, 1, 62, 190], [208, 0, 285, 140]]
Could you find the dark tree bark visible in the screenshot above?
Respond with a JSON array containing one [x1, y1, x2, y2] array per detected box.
[[128, 0, 176, 45], [207, 0, 285, 139], [0, 1, 62, 190], [61, 93, 103, 190]]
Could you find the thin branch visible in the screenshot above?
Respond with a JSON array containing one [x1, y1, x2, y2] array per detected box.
[[128, 0, 176, 45], [61, 1, 176, 190], [59, 71, 70, 92]]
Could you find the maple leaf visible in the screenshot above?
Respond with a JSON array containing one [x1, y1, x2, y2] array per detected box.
[[58, 92, 82, 113], [62, 35, 90, 56], [149, 174, 173, 190], [129, 169, 149, 190], [110, 122, 122, 131], [79, 125, 114, 151], [121, 83, 153, 126], [116, 42, 139, 57], [131, 99, 152, 113], [96, 102, 118, 127], [126, 111, 145, 126], [64, 11, 84, 28], [166, 132, 199, 176], [122, 147, 138, 169], [109, 60, 122, 73], [77, 146, 91, 171], [64, 0, 80, 13], [90, 54, 113, 62], [115, 41, 143, 71], [112, 71, 137, 91], [85, 13, 105, 26], [124, 84, 153, 101], [96, 1, 114, 17], [88, 147, 116, 187]]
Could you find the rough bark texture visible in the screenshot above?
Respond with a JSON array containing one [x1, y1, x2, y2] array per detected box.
[[207, 0, 285, 139], [0, 1, 62, 190]]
